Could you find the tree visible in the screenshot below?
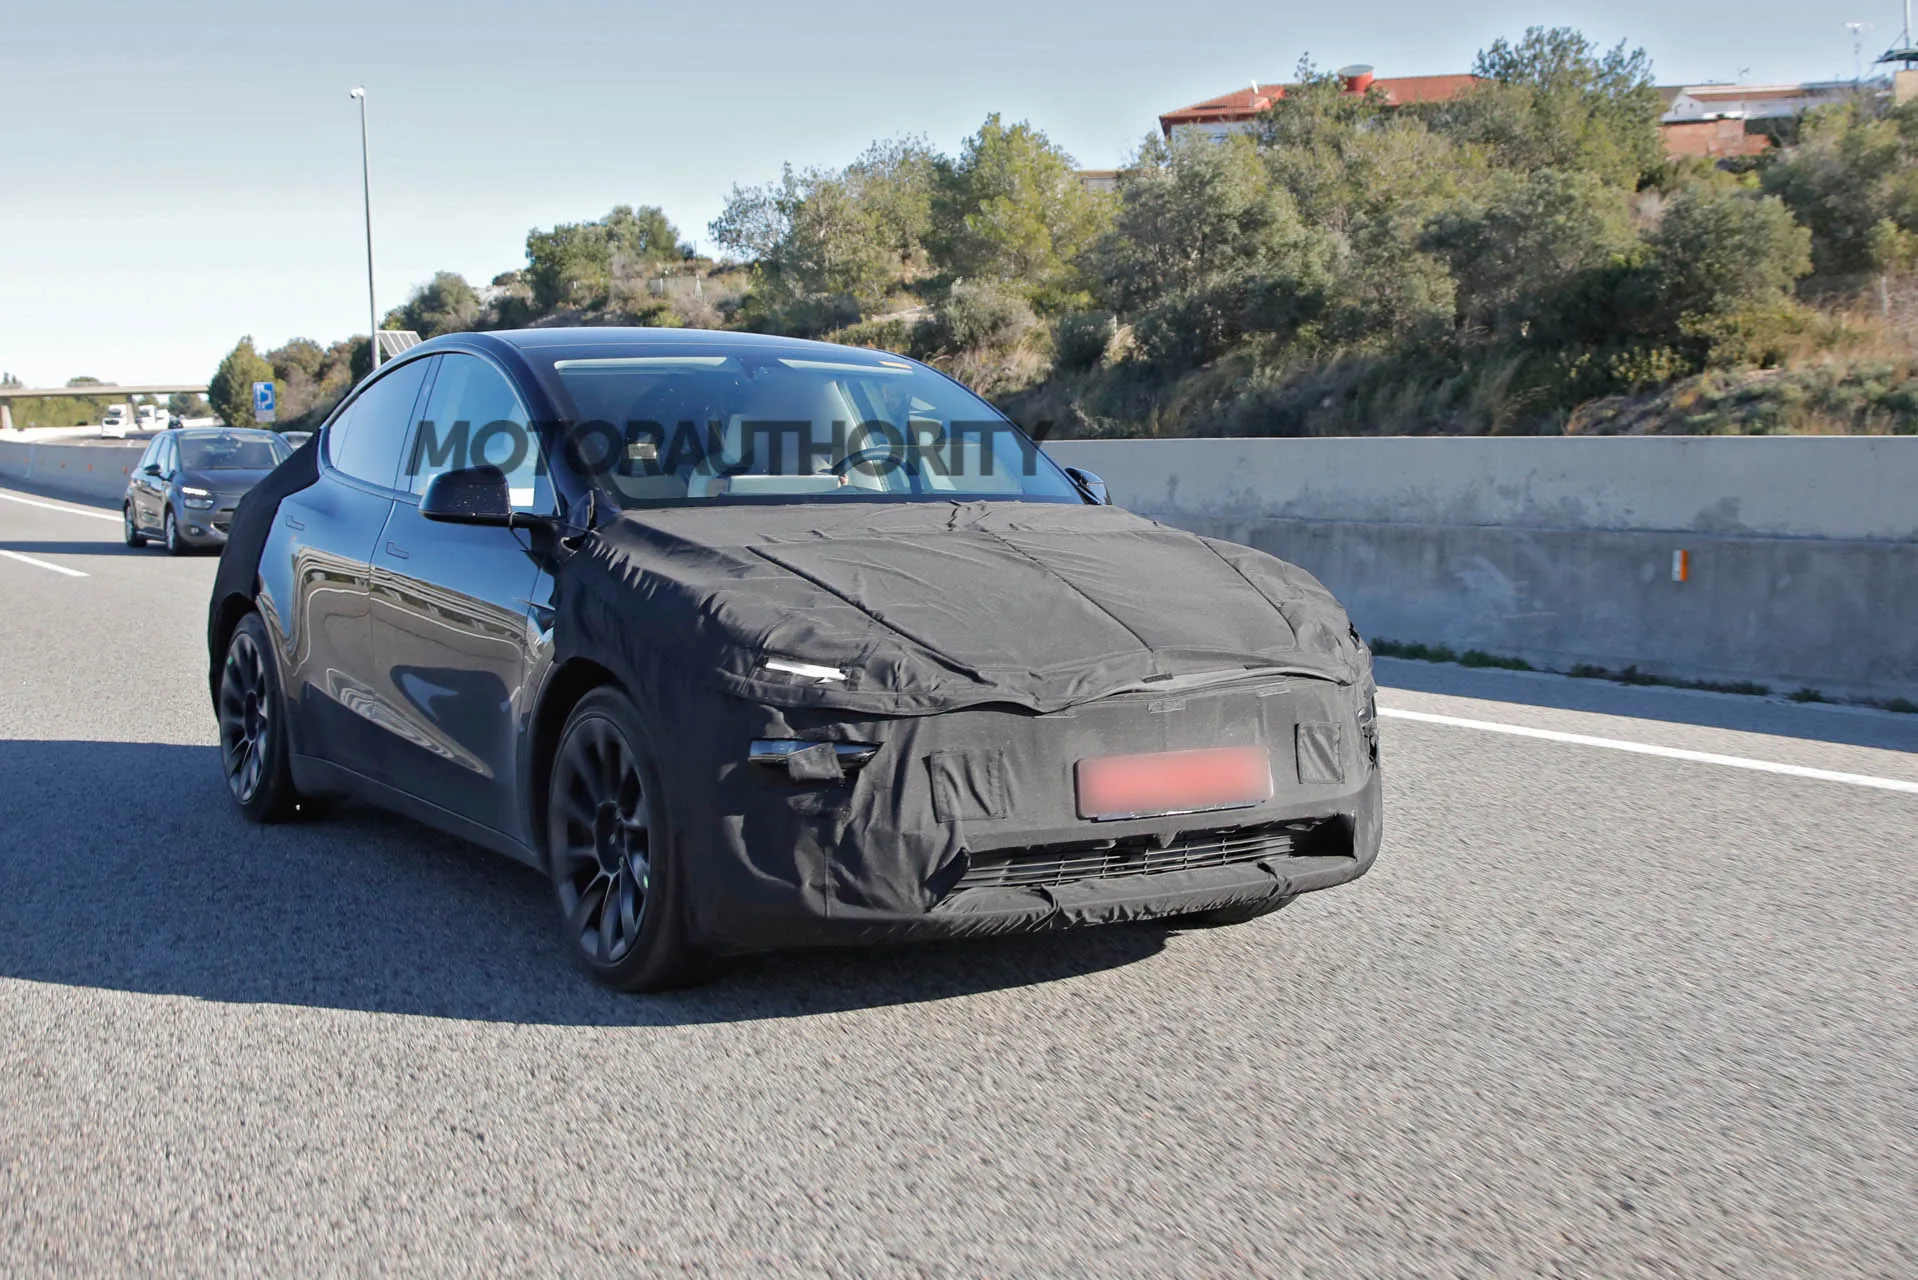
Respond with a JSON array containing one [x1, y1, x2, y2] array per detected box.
[[525, 205, 687, 312], [208, 337, 276, 429], [269, 337, 327, 383], [1259, 63, 1480, 237], [1428, 27, 1665, 190], [604, 204, 689, 264], [1762, 101, 1918, 274], [931, 114, 1111, 306], [712, 164, 900, 334], [1650, 187, 1812, 320], [388, 271, 482, 337], [526, 219, 613, 311], [1101, 134, 1313, 304], [1425, 168, 1637, 337], [709, 175, 796, 262], [1095, 132, 1330, 365], [845, 137, 938, 265]]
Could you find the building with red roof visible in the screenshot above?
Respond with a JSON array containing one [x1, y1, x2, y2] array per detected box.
[[1159, 67, 1896, 162], [1158, 68, 1480, 140]]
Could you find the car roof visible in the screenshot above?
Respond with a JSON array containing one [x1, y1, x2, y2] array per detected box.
[[174, 427, 283, 439], [411, 326, 912, 368]]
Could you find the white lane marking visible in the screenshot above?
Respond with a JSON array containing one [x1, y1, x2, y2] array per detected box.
[[0, 490, 122, 523], [1379, 706, 1918, 796], [0, 548, 88, 579]]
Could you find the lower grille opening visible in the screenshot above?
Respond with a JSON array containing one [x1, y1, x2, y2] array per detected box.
[[956, 819, 1338, 892]]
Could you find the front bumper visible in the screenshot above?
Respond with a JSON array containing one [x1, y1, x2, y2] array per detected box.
[[755, 772, 1381, 950], [652, 670, 1383, 955], [177, 502, 235, 545]]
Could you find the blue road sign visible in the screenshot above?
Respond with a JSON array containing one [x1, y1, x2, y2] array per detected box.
[[253, 381, 276, 423]]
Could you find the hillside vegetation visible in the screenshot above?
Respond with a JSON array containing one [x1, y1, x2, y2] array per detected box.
[[222, 27, 1918, 437]]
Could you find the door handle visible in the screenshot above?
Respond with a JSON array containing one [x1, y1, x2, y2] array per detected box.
[[284, 516, 306, 531], [385, 541, 410, 560]]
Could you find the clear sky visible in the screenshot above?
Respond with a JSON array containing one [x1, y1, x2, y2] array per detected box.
[[1, 0, 1905, 386]]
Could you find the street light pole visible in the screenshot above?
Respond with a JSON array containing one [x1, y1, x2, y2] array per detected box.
[[1846, 22, 1875, 83], [350, 86, 379, 370]]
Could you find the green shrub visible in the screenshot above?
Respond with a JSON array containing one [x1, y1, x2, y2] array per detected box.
[[1459, 649, 1535, 670], [934, 281, 1036, 352], [832, 316, 925, 355], [1054, 311, 1119, 372], [1692, 679, 1773, 696], [1369, 639, 1460, 664]]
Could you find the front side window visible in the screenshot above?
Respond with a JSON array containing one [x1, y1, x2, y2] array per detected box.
[[326, 358, 434, 489], [405, 353, 549, 512], [546, 349, 1082, 507]]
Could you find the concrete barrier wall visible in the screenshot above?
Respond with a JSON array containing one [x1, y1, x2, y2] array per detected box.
[[0, 438, 146, 507], [6, 432, 1912, 699], [1046, 437, 1918, 701]]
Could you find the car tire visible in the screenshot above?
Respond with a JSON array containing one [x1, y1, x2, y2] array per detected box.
[[1177, 894, 1296, 928], [217, 612, 303, 823], [545, 687, 713, 992], [164, 508, 187, 556], [123, 504, 146, 547]]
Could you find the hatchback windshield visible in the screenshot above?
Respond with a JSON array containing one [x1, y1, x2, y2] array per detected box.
[[180, 432, 290, 471], [548, 351, 1082, 505]]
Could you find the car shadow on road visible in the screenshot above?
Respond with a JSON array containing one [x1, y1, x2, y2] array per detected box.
[[1, 539, 155, 557], [1373, 657, 1918, 754], [0, 740, 1172, 1026]]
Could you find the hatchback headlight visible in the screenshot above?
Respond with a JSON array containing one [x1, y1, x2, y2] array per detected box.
[[182, 489, 216, 510]]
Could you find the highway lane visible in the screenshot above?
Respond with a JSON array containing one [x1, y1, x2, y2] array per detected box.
[[1, 484, 1913, 1277]]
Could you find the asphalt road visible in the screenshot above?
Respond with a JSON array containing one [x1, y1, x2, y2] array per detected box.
[[1, 484, 1913, 1278]]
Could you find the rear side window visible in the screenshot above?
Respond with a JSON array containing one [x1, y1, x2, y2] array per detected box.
[[406, 353, 550, 512], [326, 359, 434, 489]]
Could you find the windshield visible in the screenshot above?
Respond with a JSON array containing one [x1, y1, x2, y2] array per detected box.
[[179, 432, 290, 471], [547, 350, 1082, 506]]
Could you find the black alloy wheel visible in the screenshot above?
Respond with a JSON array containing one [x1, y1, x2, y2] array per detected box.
[[123, 504, 146, 547], [546, 688, 706, 991], [217, 613, 299, 822]]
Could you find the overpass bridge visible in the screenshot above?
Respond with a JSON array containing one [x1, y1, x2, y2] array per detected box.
[[0, 384, 210, 432]]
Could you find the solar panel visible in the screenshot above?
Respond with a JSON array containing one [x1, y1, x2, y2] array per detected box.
[[375, 330, 422, 359]]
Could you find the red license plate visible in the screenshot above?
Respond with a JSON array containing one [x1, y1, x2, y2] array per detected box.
[[1075, 745, 1273, 821]]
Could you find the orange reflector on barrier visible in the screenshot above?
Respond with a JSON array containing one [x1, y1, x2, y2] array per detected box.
[[1075, 745, 1273, 821]]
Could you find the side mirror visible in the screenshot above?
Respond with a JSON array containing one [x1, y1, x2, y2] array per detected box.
[[143, 463, 162, 477], [1063, 465, 1109, 506], [421, 465, 513, 526]]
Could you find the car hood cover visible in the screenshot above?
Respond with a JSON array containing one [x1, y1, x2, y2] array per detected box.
[[569, 500, 1364, 715]]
